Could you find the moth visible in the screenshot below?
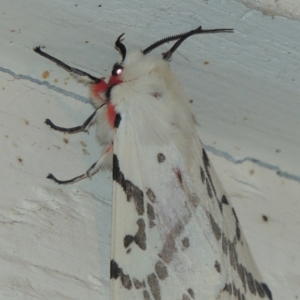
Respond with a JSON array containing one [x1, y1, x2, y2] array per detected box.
[[34, 26, 273, 299]]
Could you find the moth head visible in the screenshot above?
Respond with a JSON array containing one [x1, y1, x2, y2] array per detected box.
[[109, 27, 233, 84]]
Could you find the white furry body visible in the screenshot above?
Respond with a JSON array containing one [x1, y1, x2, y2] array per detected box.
[[103, 52, 272, 299]]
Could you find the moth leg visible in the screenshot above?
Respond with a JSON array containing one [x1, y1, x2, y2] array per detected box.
[[45, 109, 98, 134], [47, 146, 112, 185]]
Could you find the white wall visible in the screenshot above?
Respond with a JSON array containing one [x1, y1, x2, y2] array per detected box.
[[0, 0, 299, 299]]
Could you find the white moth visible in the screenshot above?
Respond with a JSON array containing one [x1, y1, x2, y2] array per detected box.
[[34, 26, 273, 300]]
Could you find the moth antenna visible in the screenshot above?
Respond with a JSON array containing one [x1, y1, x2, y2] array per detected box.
[[33, 47, 100, 83], [143, 26, 233, 56], [115, 33, 126, 62]]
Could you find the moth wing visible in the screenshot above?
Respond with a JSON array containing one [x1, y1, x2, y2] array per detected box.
[[110, 115, 271, 300]]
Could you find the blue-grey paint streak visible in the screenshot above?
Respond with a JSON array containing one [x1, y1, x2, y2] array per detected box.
[[0, 66, 90, 104], [204, 145, 300, 183], [2, 66, 299, 184]]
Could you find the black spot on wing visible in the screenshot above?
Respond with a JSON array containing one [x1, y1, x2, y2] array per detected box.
[[110, 259, 120, 279], [228, 240, 238, 270], [224, 237, 271, 299], [121, 272, 132, 290], [202, 148, 210, 168], [114, 113, 121, 128], [208, 213, 221, 241], [222, 233, 228, 255], [200, 166, 205, 183], [232, 208, 241, 241], [124, 235, 134, 248], [256, 280, 267, 298], [223, 283, 232, 295], [143, 290, 151, 300], [113, 154, 144, 215], [133, 278, 145, 289], [147, 273, 161, 300], [146, 188, 156, 202], [262, 283, 273, 299], [214, 260, 221, 273], [159, 233, 176, 264], [202, 149, 217, 198], [110, 259, 132, 289], [232, 282, 246, 300], [237, 263, 246, 290], [245, 270, 256, 295], [158, 218, 188, 264], [124, 218, 146, 250], [147, 203, 156, 228], [155, 260, 168, 280], [157, 153, 166, 163], [221, 195, 229, 205]]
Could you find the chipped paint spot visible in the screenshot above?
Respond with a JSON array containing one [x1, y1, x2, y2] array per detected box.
[[42, 70, 50, 79], [182, 294, 190, 300], [262, 215, 268, 222], [82, 148, 89, 155]]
